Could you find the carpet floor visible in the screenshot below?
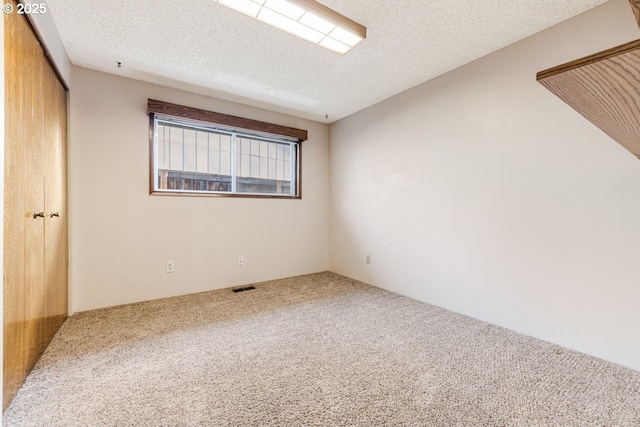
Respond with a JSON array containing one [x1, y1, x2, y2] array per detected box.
[[4, 272, 640, 426]]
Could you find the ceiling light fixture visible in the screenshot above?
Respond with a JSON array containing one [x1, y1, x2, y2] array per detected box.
[[215, 0, 366, 54]]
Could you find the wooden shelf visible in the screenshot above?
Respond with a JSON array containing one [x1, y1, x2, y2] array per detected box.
[[537, 39, 640, 160]]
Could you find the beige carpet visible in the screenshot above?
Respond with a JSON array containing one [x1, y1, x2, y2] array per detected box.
[[4, 272, 640, 426]]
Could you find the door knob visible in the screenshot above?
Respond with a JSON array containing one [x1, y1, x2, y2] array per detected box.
[[33, 211, 45, 219], [49, 212, 60, 218]]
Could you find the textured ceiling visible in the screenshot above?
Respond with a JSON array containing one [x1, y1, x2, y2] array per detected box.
[[46, 0, 608, 123]]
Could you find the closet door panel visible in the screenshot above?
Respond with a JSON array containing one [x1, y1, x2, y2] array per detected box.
[[22, 18, 46, 376], [4, 1, 68, 410], [3, 2, 28, 409], [43, 60, 68, 344]]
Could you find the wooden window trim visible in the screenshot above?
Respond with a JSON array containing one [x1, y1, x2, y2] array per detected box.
[[148, 99, 307, 142], [147, 102, 305, 199]]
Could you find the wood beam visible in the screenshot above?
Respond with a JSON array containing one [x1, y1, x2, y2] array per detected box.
[[537, 39, 640, 158], [630, 0, 640, 30]]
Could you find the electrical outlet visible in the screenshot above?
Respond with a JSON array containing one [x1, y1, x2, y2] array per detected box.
[[166, 261, 175, 273], [238, 256, 244, 266], [366, 255, 371, 264]]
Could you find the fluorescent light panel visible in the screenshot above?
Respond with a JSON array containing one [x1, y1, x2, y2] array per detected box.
[[215, 0, 366, 54]]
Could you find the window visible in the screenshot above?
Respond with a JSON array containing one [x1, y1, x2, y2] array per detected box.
[[148, 100, 306, 198]]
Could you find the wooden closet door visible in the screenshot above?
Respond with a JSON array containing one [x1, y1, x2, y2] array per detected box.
[[3, 0, 29, 409], [19, 7, 46, 379], [43, 59, 68, 344], [3, 2, 66, 409]]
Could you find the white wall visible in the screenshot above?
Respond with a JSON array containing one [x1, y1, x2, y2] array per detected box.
[[330, 0, 640, 372], [69, 67, 329, 312]]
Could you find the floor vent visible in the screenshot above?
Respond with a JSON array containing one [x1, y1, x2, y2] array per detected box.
[[232, 286, 256, 293]]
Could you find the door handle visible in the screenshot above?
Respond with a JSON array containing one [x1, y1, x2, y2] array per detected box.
[[49, 212, 60, 218], [33, 211, 45, 219]]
